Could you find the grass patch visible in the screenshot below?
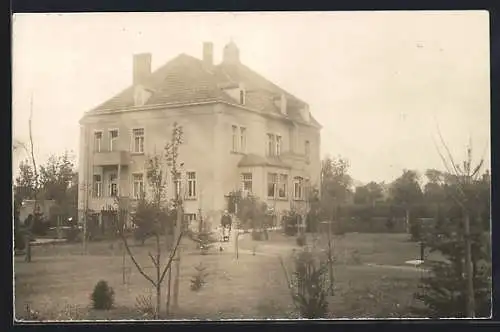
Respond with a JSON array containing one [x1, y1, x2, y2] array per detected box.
[[15, 233, 430, 319]]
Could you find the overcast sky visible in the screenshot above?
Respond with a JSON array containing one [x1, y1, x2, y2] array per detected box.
[[12, 11, 490, 184]]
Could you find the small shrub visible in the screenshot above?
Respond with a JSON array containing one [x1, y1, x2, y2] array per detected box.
[[135, 293, 155, 318], [66, 227, 81, 242], [190, 262, 209, 291], [350, 249, 362, 265], [290, 250, 329, 318], [198, 232, 213, 255], [91, 280, 114, 310], [252, 230, 263, 241], [296, 234, 306, 247]]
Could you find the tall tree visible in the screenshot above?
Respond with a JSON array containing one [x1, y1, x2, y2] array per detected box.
[[14, 160, 37, 201], [389, 169, 423, 233], [320, 155, 352, 296], [353, 181, 384, 206]]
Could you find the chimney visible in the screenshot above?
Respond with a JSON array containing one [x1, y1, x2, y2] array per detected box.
[[203, 42, 214, 70], [280, 93, 287, 115], [133, 53, 152, 85], [223, 41, 240, 65]]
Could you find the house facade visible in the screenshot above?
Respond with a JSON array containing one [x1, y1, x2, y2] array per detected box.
[[78, 41, 322, 228]]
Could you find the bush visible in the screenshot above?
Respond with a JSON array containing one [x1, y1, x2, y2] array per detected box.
[[15, 229, 26, 250], [190, 262, 209, 291], [296, 234, 306, 247], [135, 293, 154, 318], [91, 280, 114, 310]]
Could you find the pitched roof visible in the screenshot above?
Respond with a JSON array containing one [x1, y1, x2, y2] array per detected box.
[[87, 50, 321, 127], [237, 153, 291, 169]]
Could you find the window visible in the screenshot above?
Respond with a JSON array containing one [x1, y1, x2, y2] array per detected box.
[[109, 129, 119, 151], [305, 140, 310, 161], [187, 172, 197, 199], [267, 173, 278, 198], [93, 174, 102, 198], [184, 213, 197, 222], [267, 134, 275, 156], [132, 173, 144, 199], [240, 127, 246, 153], [276, 135, 282, 156], [108, 173, 118, 197], [94, 131, 102, 152], [239, 90, 245, 105], [279, 174, 288, 198], [293, 177, 303, 200], [241, 173, 252, 192], [174, 172, 181, 197], [132, 128, 145, 153], [232, 125, 238, 152]]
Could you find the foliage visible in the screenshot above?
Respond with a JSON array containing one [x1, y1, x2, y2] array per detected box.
[[389, 170, 423, 207], [190, 262, 209, 291], [228, 191, 268, 230], [288, 250, 330, 318], [15, 160, 37, 200], [354, 181, 384, 206], [131, 197, 174, 245], [320, 156, 352, 220], [283, 210, 300, 236], [91, 280, 115, 310]]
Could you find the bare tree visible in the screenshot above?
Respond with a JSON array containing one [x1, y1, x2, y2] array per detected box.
[[164, 123, 184, 311], [23, 94, 41, 262], [432, 127, 488, 318], [113, 123, 184, 319]]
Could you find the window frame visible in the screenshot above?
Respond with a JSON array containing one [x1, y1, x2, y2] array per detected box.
[[94, 130, 103, 153], [93, 174, 102, 198], [132, 173, 144, 199], [186, 171, 197, 199], [293, 176, 304, 200], [276, 135, 282, 156], [240, 127, 246, 153], [241, 172, 253, 193], [108, 173, 118, 197], [278, 174, 288, 199], [231, 125, 238, 152], [267, 172, 278, 198], [109, 128, 119, 152], [267, 133, 275, 156], [132, 127, 145, 154]]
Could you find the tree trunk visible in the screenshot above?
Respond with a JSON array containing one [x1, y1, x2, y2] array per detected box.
[[156, 234, 162, 318], [405, 208, 410, 234], [328, 203, 334, 295], [166, 266, 172, 316], [464, 212, 475, 317], [122, 243, 126, 284], [24, 234, 31, 262], [172, 203, 182, 310], [156, 283, 161, 319]]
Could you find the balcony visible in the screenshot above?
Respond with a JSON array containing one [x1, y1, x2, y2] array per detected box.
[[93, 150, 130, 166]]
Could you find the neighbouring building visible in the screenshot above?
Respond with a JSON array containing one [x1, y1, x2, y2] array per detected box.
[[78, 41, 322, 229]]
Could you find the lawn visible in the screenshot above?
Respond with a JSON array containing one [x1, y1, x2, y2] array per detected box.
[[14, 232, 431, 320]]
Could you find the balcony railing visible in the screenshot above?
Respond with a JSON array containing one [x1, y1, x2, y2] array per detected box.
[[93, 150, 130, 166]]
